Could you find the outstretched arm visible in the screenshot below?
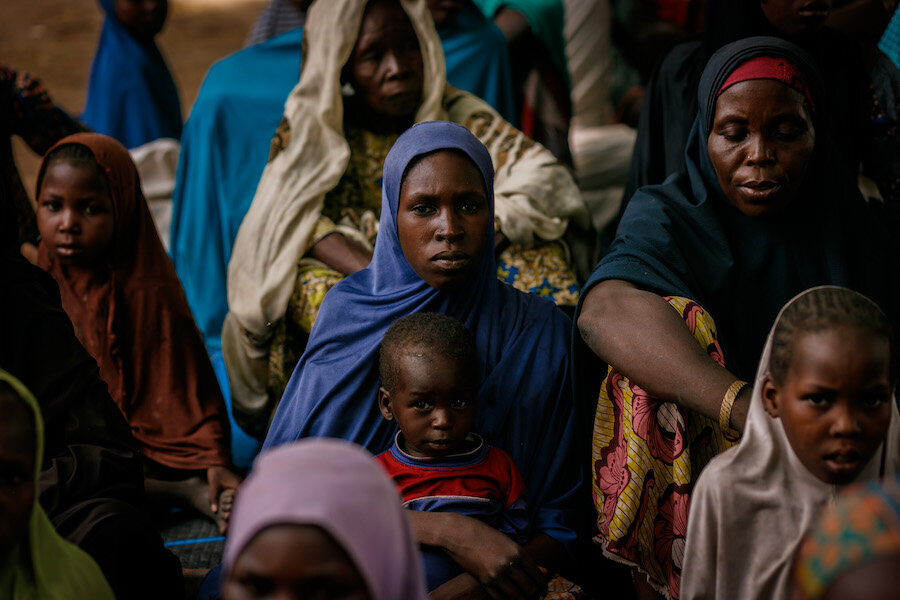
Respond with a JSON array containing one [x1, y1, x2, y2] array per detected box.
[[577, 279, 751, 429]]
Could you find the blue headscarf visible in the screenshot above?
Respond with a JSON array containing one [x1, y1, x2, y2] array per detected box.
[[263, 121, 580, 546], [578, 36, 899, 380], [82, 0, 182, 149]]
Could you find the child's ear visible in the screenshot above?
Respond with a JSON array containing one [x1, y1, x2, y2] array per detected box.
[[761, 374, 780, 418], [377, 387, 394, 421]]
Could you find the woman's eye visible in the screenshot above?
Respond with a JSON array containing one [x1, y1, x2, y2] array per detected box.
[[411, 205, 434, 215], [721, 130, 746, 142], [459, 201, 482, 214], [85, 204, 107, 216], [42, 200, 61, 212], [774, 128, 802, 141]]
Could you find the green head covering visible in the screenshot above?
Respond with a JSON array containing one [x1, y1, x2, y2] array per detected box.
[[793, 477, 900, 600], [0, 369, 115, 600]]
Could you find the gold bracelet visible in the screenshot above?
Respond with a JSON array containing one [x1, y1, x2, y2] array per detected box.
[[719, 380, 748, 441]]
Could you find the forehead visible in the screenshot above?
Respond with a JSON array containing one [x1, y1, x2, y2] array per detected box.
[[400, 150, 486, 196], [358, 0, 415, 39], [0, 392, 35, 459], [236, 523, 363, 581], [788, 327, 891, 381], [393, 346, 471, 384], [713, 78, 812, 123], [41, 160, 109, 195]]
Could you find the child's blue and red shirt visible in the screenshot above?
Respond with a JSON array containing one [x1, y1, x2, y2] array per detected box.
[[376, 432, 529, 590]]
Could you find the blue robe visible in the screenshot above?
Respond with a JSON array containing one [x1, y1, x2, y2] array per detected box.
[[263, 121, 581, 548]]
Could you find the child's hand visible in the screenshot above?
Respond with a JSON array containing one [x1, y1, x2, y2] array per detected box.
[[445, 516, 547, 600], [207, 466, 242, 514]]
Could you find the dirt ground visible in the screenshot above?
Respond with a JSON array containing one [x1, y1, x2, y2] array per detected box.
[[1, 0, 269, 195]]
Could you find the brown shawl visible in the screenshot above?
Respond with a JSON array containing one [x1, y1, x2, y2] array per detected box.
[[37, 133, 230, 472]]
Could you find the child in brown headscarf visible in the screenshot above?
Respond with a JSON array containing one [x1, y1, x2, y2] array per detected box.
[[33, 132, 241, 532]]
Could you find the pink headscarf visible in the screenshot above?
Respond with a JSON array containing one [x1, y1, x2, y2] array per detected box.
[[224, 439, 428, 600]]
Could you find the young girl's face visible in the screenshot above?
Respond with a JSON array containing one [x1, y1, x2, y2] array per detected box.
[[224, 524, 370, 600], [37, 160, 115, 268], [763, 325, 893, 485], [0, 391, 35, 561]]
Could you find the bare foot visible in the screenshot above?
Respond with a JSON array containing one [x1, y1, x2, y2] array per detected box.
[[215, 488, 235, 534]]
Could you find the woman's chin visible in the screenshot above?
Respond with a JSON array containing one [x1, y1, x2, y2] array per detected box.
[[729, 193, 792, 218]]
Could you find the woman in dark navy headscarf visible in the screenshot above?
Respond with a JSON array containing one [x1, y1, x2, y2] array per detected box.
[[82, 0, 182, 149], [263, 120, 581, 597], [576, 37, 899, 599], [622, 0, 872, 206]]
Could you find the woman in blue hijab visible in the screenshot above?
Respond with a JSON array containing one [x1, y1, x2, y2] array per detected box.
[[576, 37, 899, 598], [82, 0, 182, 149], [263, 120, 581, 596]]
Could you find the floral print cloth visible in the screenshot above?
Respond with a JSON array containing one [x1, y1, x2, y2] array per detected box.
[[591, 296, 737, 599]]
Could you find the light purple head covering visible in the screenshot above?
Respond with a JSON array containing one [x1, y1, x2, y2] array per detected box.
[[223, 438, 428, 600]]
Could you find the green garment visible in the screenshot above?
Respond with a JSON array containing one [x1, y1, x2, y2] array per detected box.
[[471, 0, 570, 87], [0, 370, 115, 600]]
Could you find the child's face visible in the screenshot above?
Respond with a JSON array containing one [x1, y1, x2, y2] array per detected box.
[[115, 0, 167, 42], [0, 392, 35, 560], [37, 160, 114, 268], [378, 347, 476, 458], [763, 326, 893, 485], [224, 524, 370, 600]]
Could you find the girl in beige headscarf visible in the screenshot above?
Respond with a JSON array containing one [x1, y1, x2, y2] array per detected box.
[[223, 0, 587, 434], [682, 287, 900, 600]]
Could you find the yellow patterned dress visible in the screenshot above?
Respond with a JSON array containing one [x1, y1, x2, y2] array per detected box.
[[266, 123, 580, 399], [591, 297, 738, 599]]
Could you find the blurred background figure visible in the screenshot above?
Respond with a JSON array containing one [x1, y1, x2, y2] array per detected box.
[[81, 0, 182, 149]]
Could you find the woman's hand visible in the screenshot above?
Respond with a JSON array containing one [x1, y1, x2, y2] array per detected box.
[[409, 512, 547, 600], [446, 523, 545, 600], [730, 384, 753, 432], [309, 232, 373, 276]]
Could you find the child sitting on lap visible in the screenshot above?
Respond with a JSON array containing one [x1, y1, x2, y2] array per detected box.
[[681, 286, 900, 600], [375, 312, 530, 591]]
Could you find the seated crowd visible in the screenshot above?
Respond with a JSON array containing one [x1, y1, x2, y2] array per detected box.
[[2, 1, 900, 599]]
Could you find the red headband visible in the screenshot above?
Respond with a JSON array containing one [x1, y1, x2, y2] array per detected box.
[[717, 55, 816, 113]]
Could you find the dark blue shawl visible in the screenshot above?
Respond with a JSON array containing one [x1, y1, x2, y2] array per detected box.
[[82, 0, 182, 149], [580, 37, 898, 380], [263, 121, 580, 546]]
